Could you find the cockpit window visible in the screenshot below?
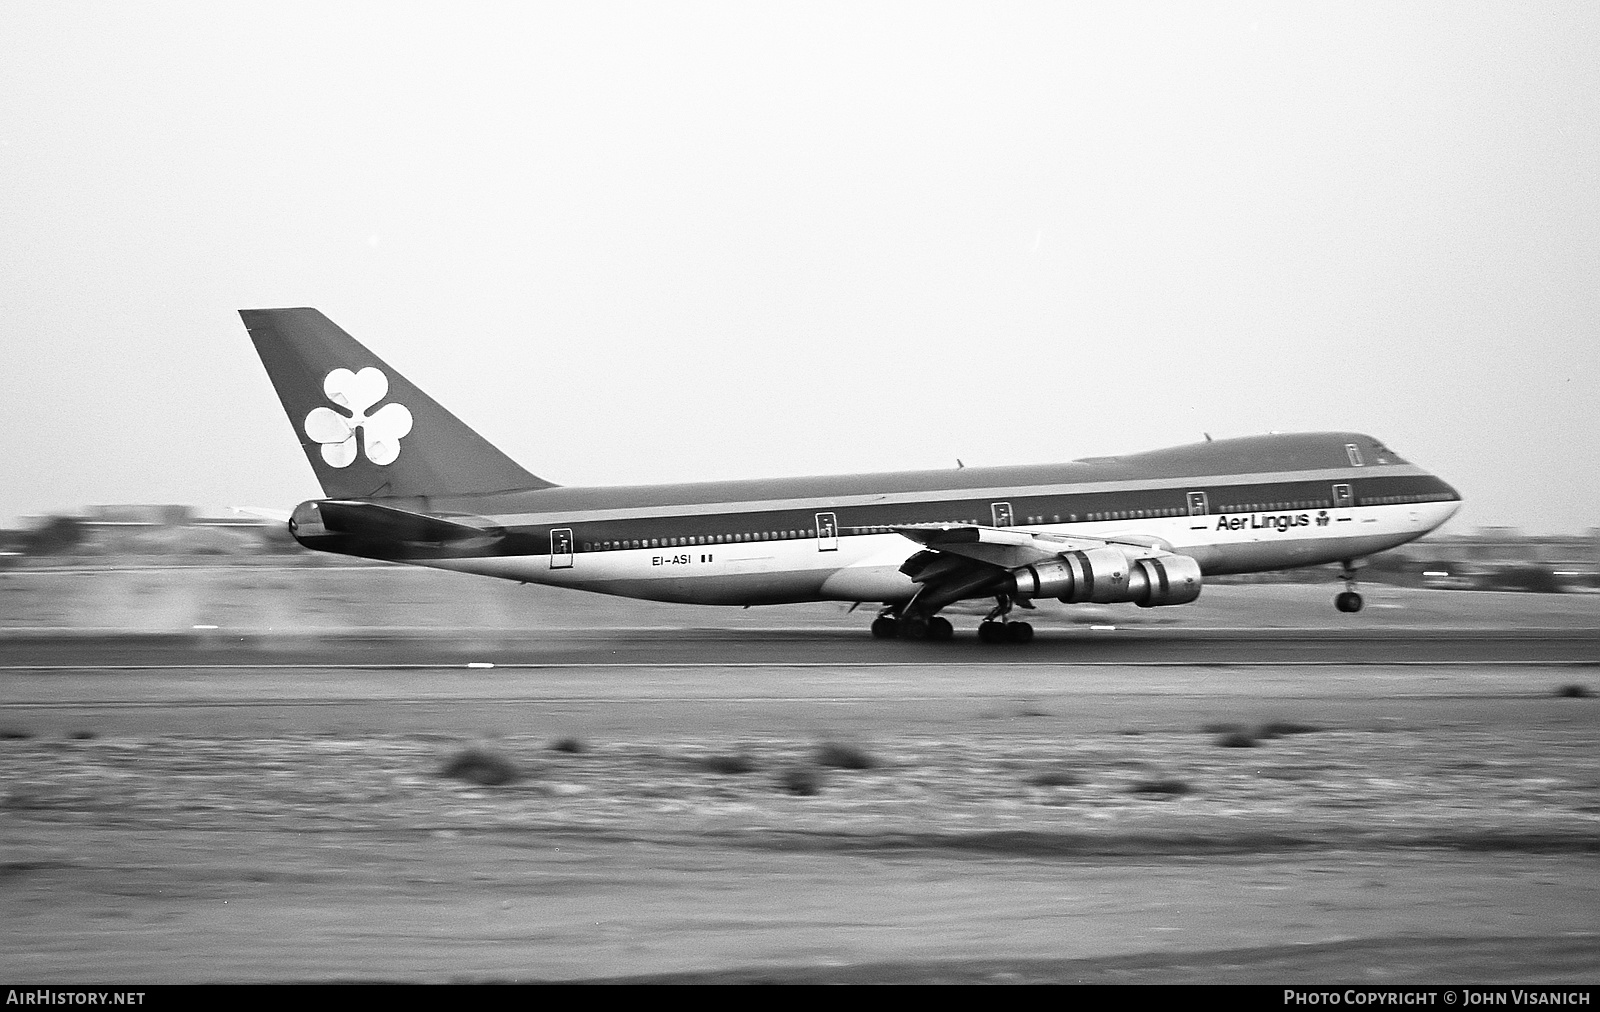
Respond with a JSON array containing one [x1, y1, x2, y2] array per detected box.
[[1345, 443, 1364, 467]]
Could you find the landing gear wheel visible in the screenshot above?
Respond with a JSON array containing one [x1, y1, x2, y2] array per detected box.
[[900, 616, 930, 640], [1335, 560, 1364, 614], [870, 616, 899, 639], [1005, 621, 1035, 644], [928, 616, 954, 641], [978, 621, 1006, 644]]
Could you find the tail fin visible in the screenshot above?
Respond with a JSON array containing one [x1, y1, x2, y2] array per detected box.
[[240, 308, 553, 499]]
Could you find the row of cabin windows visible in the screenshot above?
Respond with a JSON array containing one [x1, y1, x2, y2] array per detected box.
[[1217, 500, 1335, 514], [584, 529, 816, 552], [1358, 492, 1456, 506], [575, 492, 1449, 550], [850, 521, 978, 534], [1078, 507, 1189, 522], [584, 519, 977, 552]]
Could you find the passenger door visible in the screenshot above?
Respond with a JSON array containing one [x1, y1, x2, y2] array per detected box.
[[815, 512, 838, 552], [550, 528, 573, 569]]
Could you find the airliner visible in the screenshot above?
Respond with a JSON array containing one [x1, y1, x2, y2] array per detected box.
[[241, 308, 1462, 643]]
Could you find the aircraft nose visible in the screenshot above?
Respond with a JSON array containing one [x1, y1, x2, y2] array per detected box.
[[1422, 485, 1464, 531]]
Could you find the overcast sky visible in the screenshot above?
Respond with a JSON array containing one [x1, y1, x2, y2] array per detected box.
[[2, 2, 1596, 534]]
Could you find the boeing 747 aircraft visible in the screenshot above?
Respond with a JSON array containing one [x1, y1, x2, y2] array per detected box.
[[241, 308, 1462, 643]]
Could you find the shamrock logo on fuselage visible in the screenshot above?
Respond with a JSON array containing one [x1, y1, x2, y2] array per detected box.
[[303, 367, 414, 467]]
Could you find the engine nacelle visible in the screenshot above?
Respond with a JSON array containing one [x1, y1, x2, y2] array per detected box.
[[1009, 548, 1202, 607]]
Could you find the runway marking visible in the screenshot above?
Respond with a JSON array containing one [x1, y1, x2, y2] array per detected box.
[[2, 659, 1595, 673], [2, 625, 1595, 635], [2, 690, 1570, 709]]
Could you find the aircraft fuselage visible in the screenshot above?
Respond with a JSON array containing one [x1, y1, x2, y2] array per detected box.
[[289, 431, 1461, 608]]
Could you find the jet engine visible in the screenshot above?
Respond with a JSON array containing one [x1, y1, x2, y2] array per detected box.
[[1009, 547, 1202, 607]]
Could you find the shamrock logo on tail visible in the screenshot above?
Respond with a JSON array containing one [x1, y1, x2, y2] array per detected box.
[[303, 367, 414, 467]]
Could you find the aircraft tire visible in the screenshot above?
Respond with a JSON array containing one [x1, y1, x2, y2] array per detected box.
[[900, 616, 930, 640], [1335, 591, 1364, 613], [1005, 621, 1034, 644], [870, 616, 899, 639], [977, 621, 1006, 644], [929, 616, 954, 641]]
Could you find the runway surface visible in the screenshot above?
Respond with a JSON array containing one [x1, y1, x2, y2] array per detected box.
[[2, 588, 1597, 983], [4, 623, 1598, 670]]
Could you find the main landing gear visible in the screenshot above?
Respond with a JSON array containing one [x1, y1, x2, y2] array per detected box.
[[870, 596, 1034, 644], [976, 594, 1032, 643], [870, 612, 953, 641], [1335, 560, 1364, 613], [977, 619, 1033, 644]]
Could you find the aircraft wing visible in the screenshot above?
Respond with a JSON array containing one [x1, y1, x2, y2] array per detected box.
[[889, 523, 1168, 570], [889, 523, 1194, 612]]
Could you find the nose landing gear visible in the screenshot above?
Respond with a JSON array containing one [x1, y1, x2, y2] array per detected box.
[[1335, 560, 1364, 613]]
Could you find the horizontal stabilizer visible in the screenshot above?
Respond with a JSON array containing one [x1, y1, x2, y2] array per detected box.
[[316, 500, 503, 546], [230, 506, 293, 523]]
